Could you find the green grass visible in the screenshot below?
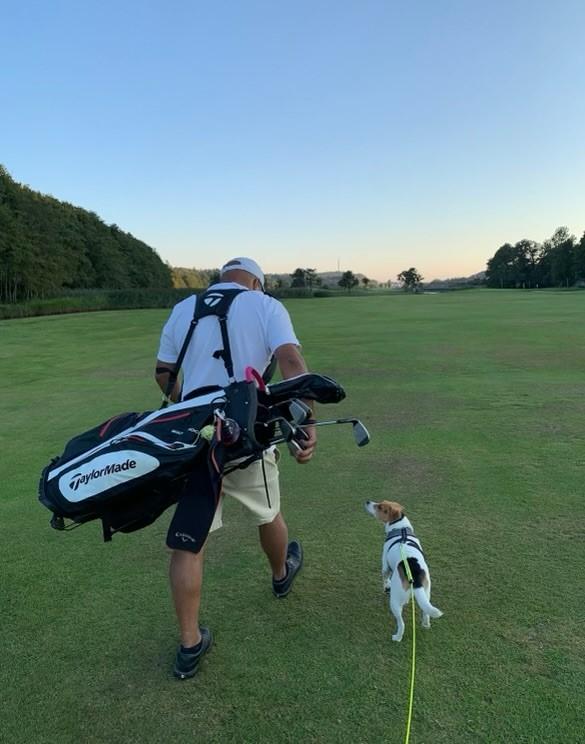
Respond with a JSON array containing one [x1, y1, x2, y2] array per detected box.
[[2, 290, 585, 743]]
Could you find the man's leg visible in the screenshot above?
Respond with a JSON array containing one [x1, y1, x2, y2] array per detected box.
[[165, 462, 218, 678], [259, 512, 303, 599], [258, 512, 288, 580], [168, 546, 213, 679], [169, 548, 205, 647], [223, 452, 303, 596]]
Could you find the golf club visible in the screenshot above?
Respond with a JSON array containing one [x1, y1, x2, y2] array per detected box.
[[288, 399, 312, 425], [299, 418, 371, 447]]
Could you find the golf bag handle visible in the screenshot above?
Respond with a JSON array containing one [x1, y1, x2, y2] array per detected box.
[[245, 366, 267, 392]]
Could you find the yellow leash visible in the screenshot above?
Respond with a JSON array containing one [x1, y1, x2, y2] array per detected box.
[[400, 545, 417, 744]]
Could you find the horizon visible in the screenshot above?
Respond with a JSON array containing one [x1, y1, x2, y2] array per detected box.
[[170, 260, 485, 284], [2, 1, 584, 283]]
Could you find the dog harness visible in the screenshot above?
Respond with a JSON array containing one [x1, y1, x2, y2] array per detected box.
[[384, 526, 426, 558]]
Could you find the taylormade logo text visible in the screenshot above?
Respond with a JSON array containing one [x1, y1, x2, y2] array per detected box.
[[59, 450, 159, 502], [69, 459, 137, 491]]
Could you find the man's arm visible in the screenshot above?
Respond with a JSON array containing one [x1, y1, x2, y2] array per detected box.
[[155, 360, 181, 404], [274, 344, 317, 464], [274, 343, 308, 380]]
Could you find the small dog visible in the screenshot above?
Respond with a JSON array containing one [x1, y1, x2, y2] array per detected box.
[[365, 500, 443, 641]]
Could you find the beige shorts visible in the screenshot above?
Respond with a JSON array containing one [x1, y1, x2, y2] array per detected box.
[[210, 449, 281, 531]]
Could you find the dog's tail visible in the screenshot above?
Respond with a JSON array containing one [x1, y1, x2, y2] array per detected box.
[[413, 587, 443, 618]]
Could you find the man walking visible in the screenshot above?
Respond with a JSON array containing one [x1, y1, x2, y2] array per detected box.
[[155, 257, 316, 679]]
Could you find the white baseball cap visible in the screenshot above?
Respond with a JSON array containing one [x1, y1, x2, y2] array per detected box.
[[220, 257, 265, 289]]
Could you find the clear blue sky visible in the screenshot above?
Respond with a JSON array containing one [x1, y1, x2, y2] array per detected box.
[[2, 0, 584, 281]]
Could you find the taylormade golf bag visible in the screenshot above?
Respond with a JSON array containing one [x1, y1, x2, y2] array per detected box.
[[39, 391, 222, 541], [38, 372, 347, 543]]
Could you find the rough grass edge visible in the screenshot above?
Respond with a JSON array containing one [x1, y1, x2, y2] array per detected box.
[[0, 287, 409, 319]]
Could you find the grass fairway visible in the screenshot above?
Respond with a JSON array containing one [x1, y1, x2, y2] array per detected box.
[[2, 290, 585, 743]]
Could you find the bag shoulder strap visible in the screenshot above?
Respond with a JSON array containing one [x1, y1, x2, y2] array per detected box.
[[162, 288, 246, 407], [195, 288, 246, 381]]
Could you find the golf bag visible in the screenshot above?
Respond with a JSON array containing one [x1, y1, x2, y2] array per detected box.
[[38, 392, 223, 541], [38, 372, 345, 543]]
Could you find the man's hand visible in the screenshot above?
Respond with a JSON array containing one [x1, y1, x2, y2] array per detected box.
[[293, 424, 317, 464], [274, 343, 317, 462]]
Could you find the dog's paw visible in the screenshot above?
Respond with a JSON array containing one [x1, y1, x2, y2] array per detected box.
[[391, 633, 403, 642], [421, 618, 431, 629]]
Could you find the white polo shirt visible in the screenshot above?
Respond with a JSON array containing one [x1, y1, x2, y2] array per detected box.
[[157, 282, 300, 397]]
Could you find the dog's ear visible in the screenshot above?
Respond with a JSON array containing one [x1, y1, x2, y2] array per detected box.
[[387, 501, 404, 521]]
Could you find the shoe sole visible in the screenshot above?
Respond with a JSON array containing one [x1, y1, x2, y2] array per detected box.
[[174, 666, 199, 680]]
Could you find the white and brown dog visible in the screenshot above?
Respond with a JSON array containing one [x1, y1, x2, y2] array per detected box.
[[365, 500, 443, 641]]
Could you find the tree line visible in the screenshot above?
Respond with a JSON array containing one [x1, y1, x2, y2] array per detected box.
[[486, 227, 585, 289], [4, 160, 583, 306], [171, 266, 219, 288], [288, 267, 371, 291], [0, 165, 171, 303]]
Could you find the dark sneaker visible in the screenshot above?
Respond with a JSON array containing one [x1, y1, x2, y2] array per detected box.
[[272, 540, 303, 598], [173, 627, 213, 680]]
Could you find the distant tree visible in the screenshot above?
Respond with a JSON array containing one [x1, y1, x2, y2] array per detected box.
[[486, 239, 540, 289], [290, 268, 306, 287], [486, 244, 516, 288], [534, 227, 572, 287], [485, 225, 582, 289], [305, 268, 318, 289], [338, 270, 359, 292], [542, 227, 576, 287], [170, 267, 221, 289], [362, 276, 370, 288], [397, 267, 423, 292], [514, 239, 540, 288], [575, 231, 585, 283]]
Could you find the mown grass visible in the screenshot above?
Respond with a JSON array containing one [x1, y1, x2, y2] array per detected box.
[[1, 290, 584, 743]]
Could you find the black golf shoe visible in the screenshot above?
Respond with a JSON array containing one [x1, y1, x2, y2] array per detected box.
[[272, 540, 303, 598], [173, 627, 213, 679]]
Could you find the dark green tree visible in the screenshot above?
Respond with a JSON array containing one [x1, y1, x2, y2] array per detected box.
[[397, 267, 423, 292], [290, 268, 306, 287], [514, 239, 540, 288], [542, 227, 576, 287], [575, 231, 585, 283], [338, 270, 359, 292], [486, 244, 516, 288], [305, 268, 318, 290]]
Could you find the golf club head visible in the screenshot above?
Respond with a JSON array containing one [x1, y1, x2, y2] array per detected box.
[[289, 399, 312, 425], [287, 439, 303, 457], [278, 418, 295, 442], [352, 420, 370, 447]]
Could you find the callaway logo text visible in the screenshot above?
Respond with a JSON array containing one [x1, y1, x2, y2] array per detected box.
[[175, 531, 196, 543]]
